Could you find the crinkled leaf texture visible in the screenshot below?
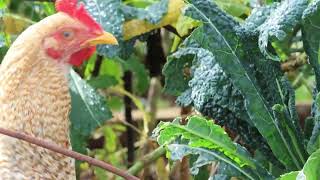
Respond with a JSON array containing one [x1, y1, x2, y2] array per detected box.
[[307, 93, 320, 154], [240, 3, 277, 35], [69, 69, 112, 153], [122, 56, 150, 95], [122, 0, 169, 24], [82, 0, 128, 58], [163, 42, 269, 154], [256, 0, 307, 60], [163, 0, 307, 170], [83, 0, 170, 58], [279, 148, 320, 180], [302, 0, 320, 91], [153, 116, 273, 180], [302, 0, 320, 155]]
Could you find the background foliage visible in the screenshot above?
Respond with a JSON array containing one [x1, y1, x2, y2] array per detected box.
[[1, 0, 320, 179]]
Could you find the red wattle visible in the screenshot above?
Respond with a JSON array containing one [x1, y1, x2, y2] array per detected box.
[[47, 48, 62, 59], [69, 46, 96, 66]]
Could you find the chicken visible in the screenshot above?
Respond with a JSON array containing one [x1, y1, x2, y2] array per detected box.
[[0, 0, 117, 178]]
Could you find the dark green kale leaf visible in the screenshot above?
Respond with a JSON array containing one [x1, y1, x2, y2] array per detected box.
[[240, 3, 277, 36], [83, 0, 169, 59], [302, 0, 320, 155], [302, 0, 320, 91], [256, 0, 307, 61], [163, 0, 307, 170], [122, 0, 168, 24], [69, 70, 112, 154]]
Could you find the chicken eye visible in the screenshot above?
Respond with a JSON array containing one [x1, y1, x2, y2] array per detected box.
[[62, 31, 74, 40]]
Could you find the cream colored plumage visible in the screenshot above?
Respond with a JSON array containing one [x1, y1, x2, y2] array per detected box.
[[0, 0, 117, 176], [0, 13, 76, 179]]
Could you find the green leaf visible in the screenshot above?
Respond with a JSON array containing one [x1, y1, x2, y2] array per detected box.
[[240, 3, 277, 35], [180, 0, 307, 170], [69, 69, 112, 153], [215, 0, 250, 18], [175, 15, 201, 37], [0, 0, 7, 9], [165, 45, 272, 155], [162, 51, 192, 96], [83, 0, 170, 58], [163, 41, 270, 154], [0, 34, 5, 48], [278, 171, 299, 180], [0, 0, 6, 16], [83, 0, 135, 58], [88, 75, 118, 89], [0, 33, 9, 62], [257, 0, 307, 61], [193, 166, 209, 180], [103, 126, 117, 152], [167, 144, 273, 180], [307, 93, 320, 154], [100, 59, 123, 83], [302, 0, 320, 91], [301, 1, 320, 149], [122, 56, 150, 95], [280, 149, 320, 180], [298, 148, 320, 180], [153, 115, 273, 179], [154, 116, 254, 167], [123, 0, 157, 8], [122, 0, 169, 24]]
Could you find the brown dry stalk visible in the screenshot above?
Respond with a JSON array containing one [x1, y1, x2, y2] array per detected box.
[[0, 127, 139, 180]]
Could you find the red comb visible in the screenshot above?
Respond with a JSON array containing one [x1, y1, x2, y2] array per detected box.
[[55, 0, 103, 33]]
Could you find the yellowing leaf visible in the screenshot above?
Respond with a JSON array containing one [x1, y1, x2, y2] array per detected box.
[[123, 0, 185, 40], [1, 14, 34, 35]]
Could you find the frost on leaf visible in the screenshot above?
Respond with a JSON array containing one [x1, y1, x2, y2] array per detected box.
[[83, 0, 170, 58], [254, 0, 307, 60], [163, 0, 306, 170], [69, 69, 112, 153], [121, 0, 169, 24]]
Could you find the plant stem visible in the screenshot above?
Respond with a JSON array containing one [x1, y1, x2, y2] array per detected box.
[[92, 55, 103, 77], [128, 146, 166, 175], [0, 127, 139, 180], [123, 71, 135, 167], [145, 30, 166, 77]]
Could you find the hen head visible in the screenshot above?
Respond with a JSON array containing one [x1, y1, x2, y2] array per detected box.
[[43, 0, 117, 66]]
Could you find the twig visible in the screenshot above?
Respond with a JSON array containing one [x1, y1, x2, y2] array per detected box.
[[127, 146, 166, 175], [209, 162, 219, 177], [116, 119, 144, 135], [0, 127, 139, 180], [123, 71, 135, 167], [140, 78, 163, 179], [145, 78, 162, 135], [92, 55, 103, 77]]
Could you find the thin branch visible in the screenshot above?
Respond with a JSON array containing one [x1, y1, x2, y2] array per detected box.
[[92, 55, 103, 77], [0, 127, 139, 180], [127, 146, 166, 175], [123, 71, 135, 167], [116, 119, 144, 135]]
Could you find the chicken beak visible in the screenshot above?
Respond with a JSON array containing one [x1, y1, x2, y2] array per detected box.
[[83, 32, 118, 47]]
